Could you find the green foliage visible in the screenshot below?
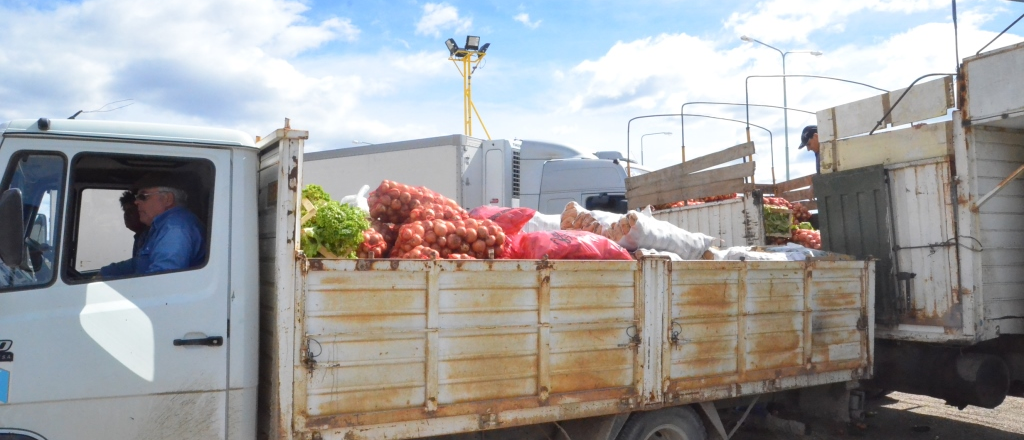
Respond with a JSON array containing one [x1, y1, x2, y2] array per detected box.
[[763, 206, 793, 236], [300, 184, 370, 258]]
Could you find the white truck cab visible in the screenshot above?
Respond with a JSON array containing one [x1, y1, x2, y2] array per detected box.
[[0, 118, 260, 439]]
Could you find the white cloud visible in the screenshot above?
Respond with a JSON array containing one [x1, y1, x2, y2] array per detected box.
[[725, 0, 949, 44], [266, 17, 360, 58], [0, 0, 426, 151], [514, 13, 541, 29], [416, 2, 470, 38], [549, 6, 1022, 181]]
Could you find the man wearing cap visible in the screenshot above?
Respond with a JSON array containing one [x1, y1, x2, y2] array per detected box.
[[100, 174, 205, 277], [799, 125, 821, 173]]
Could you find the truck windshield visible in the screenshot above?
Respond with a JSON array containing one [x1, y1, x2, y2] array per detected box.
[[0, 152, 66, 290]]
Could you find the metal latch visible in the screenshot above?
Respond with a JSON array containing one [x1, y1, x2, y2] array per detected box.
[[620, 325, 641, 347], [896, 272, 917, 314]]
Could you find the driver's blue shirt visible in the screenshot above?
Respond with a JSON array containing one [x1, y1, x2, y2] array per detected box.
[[100, 206, 205, 276]]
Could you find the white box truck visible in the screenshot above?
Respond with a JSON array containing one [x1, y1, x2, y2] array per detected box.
[[647, 41, 1024, 409], [811, 43, 1024, 409], [0, 119, 875, 439], [303, 135, 640, 215]]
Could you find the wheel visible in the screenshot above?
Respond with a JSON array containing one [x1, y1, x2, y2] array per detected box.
[[615, 407, 707, 440]]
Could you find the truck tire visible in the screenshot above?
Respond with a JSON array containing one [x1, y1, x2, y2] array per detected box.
[[615, 406, 707, 440]]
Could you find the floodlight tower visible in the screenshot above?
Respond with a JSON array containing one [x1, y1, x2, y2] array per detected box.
[[445, 36, 492, 139]]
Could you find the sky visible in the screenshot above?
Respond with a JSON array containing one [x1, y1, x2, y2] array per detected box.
[[0, 0, 1022, 183]]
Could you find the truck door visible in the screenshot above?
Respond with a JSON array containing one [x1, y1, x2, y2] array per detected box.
[[0, 138, 232, 439]]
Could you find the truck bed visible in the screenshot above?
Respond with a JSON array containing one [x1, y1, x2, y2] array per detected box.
[[257, 130, 874, 440], [287, 258, 873, 440]]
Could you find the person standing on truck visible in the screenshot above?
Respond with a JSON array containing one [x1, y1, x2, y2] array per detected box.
[[798, 125, 821, 173], [99, 174, 205, 276]]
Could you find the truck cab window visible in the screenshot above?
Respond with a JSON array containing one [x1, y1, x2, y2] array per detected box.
[[0, 152, 66, 290], [64, 153, 215, 282]]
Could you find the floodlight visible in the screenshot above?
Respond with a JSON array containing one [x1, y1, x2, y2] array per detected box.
[[445, 38, 459, 55], [465, 35, 481, 51], [811, 51, 823, 56], [479, 42, 490, 54], [740, 35, 752, 42]]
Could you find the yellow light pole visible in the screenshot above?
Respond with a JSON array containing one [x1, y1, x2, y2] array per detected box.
[[446, 36, 492, 140]]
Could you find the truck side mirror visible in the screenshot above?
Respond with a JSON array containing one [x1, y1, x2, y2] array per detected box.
[[0, 188, 25, 268]]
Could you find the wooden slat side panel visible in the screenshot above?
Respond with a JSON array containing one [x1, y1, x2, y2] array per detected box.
[[628, 162, 755, 199], [625, 142, 755, 192], [629, 180, 754, 210], [775, 175, 814, 194]]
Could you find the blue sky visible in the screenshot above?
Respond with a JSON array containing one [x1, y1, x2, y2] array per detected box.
[[1, 0, 1022, 182]]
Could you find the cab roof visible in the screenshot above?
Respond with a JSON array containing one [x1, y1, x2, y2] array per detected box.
[[0, 118, 256, 148]]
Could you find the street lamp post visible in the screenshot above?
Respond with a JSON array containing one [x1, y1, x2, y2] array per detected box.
[[640, 132, 672, 165], [741, 36, 822, 180]]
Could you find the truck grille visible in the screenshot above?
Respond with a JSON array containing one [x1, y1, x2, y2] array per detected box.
[[512, 148, 521, 198]]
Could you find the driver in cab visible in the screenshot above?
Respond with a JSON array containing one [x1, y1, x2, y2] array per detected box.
[[99, 173, 205, 277]]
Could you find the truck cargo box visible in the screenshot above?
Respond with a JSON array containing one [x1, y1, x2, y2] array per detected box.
[[813, 47, 1024, 343], [257, 136, 875, 440]]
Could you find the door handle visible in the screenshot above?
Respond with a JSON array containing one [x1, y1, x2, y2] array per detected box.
[[173, 336, 223, 347]]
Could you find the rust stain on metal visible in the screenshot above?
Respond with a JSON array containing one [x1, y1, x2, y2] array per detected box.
[[288, 155, 299, 190], [535, 259, 554, 271], [309, 259, 325, 271]]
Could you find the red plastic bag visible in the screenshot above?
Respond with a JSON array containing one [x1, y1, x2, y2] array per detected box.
[[469, 206, 536, 236], [505, 230, 633, 260]]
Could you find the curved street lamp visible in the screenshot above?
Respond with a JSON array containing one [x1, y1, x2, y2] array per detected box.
[[679, 101, 814, 164], [640, 132, 672, 165], [626, 113, 776, 183], [741, 36, 822, 180], [745, 74, 889, 179]]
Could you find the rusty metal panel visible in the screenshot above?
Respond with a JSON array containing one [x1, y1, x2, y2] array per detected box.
[[293, 259, 872, 440], [888, 159, 960, 329], [666, 261, 872, 399], [297, 259, 642, 436], [652, 196, 763, 247]]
